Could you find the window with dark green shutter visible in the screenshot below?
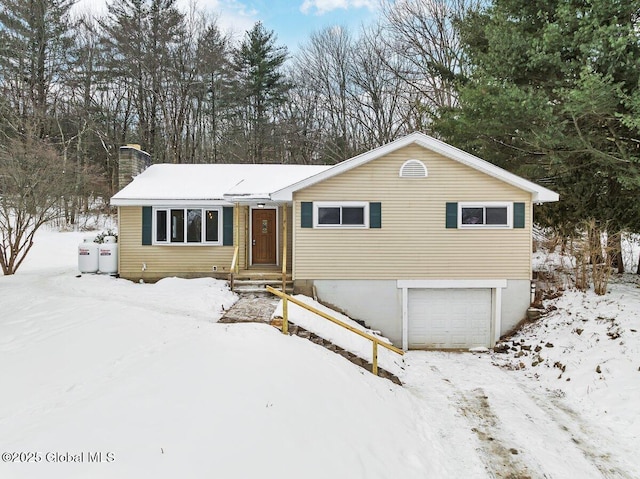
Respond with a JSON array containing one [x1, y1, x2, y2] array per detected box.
[[313, 202, 369, 228], [446, 202, 458, 229], [301, 202, 313, 228], [369, 202, 381, 228], [149, 206, 224, 245], [222, 207, 234, 245], [142, 206, 153, 245], [513, 202, 525, 228], [457, 203, 513, 228]]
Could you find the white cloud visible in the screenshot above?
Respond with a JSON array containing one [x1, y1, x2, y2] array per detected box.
[[73, 0, 258, 41], [300, 0, 377, 16], [178, 0, 258, 39]]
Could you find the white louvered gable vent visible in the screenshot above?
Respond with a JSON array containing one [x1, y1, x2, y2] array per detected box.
[[399, 159, 427, 178]]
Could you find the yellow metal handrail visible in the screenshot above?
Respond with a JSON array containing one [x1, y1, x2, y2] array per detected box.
[[229, 245, 239, 291], [281, 205, 287, 294], [266, 285, 403, 376]]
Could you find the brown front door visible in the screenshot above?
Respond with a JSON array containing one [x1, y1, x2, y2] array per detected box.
[[252, 208, 277, 264]]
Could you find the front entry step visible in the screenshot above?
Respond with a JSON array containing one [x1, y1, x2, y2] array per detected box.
[[233, 279, 293, 294]]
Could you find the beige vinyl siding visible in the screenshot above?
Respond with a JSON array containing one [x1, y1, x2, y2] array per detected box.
[[118, 206, 244, 281], [293, 144, 532, 280]]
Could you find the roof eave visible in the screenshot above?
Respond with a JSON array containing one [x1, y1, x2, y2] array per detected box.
[[110, 198, 232, 207]]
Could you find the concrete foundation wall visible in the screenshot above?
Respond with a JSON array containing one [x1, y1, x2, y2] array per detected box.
[[499, 279, 531, 336], [313, 280, 403, 345], [302, 279, 531, 348]]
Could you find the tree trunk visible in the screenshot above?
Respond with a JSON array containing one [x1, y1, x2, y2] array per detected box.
[[607, 232, 624, 274]]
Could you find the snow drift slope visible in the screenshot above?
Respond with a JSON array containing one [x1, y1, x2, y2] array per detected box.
[[0, 231, 446, 478]]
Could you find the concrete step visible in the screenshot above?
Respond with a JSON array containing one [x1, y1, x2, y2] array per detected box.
[[234, 280, 293, 286], [235, 287, 293, 294]]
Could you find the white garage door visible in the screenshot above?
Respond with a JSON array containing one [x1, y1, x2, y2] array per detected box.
[[408, 288, 492, 349]]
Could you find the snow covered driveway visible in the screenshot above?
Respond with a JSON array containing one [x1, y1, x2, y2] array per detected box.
[[402, 352, 639, 479], [1, 231, 639, 478]]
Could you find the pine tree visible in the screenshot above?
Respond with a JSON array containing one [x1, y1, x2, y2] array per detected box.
[[231, 22, 289, 163], [435, 0, 640, 242], [0, 0, 75, 136]]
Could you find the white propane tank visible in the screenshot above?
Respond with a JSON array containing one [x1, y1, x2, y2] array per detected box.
[[98, 236, 118, 274], [78, 237, 99, 273]]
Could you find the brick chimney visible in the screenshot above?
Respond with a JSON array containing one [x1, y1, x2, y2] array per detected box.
[[118, 144, 151, 190]]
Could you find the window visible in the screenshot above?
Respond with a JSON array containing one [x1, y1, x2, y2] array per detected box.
[[399, 159, 427, 178], [314, 202, 368, 228], [154, 207, 222, 244], [459, 203, 512, 228]]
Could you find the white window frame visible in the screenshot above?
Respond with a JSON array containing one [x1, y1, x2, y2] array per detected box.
[[399, 159, 428, 178], [152, 207, 223, 245], [313, 201, 369, 229], [458, 202, 512, 229]]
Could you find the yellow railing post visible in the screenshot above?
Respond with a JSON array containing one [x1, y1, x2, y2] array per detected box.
[[234, 203, 240, 274], [265, 286, 404, 376], [282, 204, 287, 294], [282, 296, 288, 335], [372, 342, 378, 376]]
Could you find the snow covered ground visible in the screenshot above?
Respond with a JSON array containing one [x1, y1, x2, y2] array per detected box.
[[1, 228, 639, 478]]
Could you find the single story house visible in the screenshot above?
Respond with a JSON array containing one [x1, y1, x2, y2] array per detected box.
[[111, 132, 559, 350]]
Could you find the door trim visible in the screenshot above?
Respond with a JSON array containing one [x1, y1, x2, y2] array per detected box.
[[250, 206, 279, 266], [398, 279, 507, 351]]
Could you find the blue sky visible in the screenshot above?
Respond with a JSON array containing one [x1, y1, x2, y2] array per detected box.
[[232, 0, 380, 51], [75, 0, 381, 53]]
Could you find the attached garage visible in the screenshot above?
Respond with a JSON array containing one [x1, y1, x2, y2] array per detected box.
[[398, 280, 508, 350], [408, 288, 492, 349]]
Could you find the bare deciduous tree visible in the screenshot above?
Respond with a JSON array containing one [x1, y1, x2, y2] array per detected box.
[[0, 134, 76, 275], [381, 0, 481, 121]]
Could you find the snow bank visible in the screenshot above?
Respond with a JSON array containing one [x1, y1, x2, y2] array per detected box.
[[492, 278, 640, 456], [0, 229, 449, 478], [273, 295, 405, 375]]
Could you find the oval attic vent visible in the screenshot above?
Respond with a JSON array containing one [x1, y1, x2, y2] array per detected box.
[[399, 159, 427, 178]]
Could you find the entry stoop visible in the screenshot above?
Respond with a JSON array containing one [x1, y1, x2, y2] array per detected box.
[[231, 270, 293, 294]]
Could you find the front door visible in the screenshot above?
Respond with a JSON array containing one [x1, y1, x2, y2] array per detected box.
[[252, 208, 277, 264]]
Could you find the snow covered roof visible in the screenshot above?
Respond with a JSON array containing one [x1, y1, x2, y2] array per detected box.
[[111, 133, 559, 207], [110, 164, 331, 206], [271, 132, 559, 203]]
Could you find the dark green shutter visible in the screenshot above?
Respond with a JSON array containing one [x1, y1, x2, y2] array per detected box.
[[142, 206, 152, 245], [446, 202, 458, 229], [301, 202, 313, 228], [513, 202, 525, 228], [223, 207, 234, 245], [369, 202, 381, 228]]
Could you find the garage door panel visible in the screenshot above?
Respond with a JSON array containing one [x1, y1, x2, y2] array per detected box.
[[408, 288, 492, 349]]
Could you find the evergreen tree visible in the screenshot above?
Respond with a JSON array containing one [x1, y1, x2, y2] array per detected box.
[[435, 0, 640, 239], [101, 0, 185, 160], [0, 0, 75, 136], [231, 22, 289, 163]]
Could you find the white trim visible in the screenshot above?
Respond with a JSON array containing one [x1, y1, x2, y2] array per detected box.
[[458, 202, 512, 229], [398, 279, 507, 350], [271, 132, 559, 203], [152, 206, 223, 246], [111, 198, 233, 207], [401, 287, 409, 351], [399, 159, 428, 178], [249, 206, 279, 266], [313, 201, 369, 229], [397, 279, 507, 289], [494, 287, 502, 344]]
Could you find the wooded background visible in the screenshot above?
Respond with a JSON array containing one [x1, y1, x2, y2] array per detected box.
[[1, 0, 639, 259]]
